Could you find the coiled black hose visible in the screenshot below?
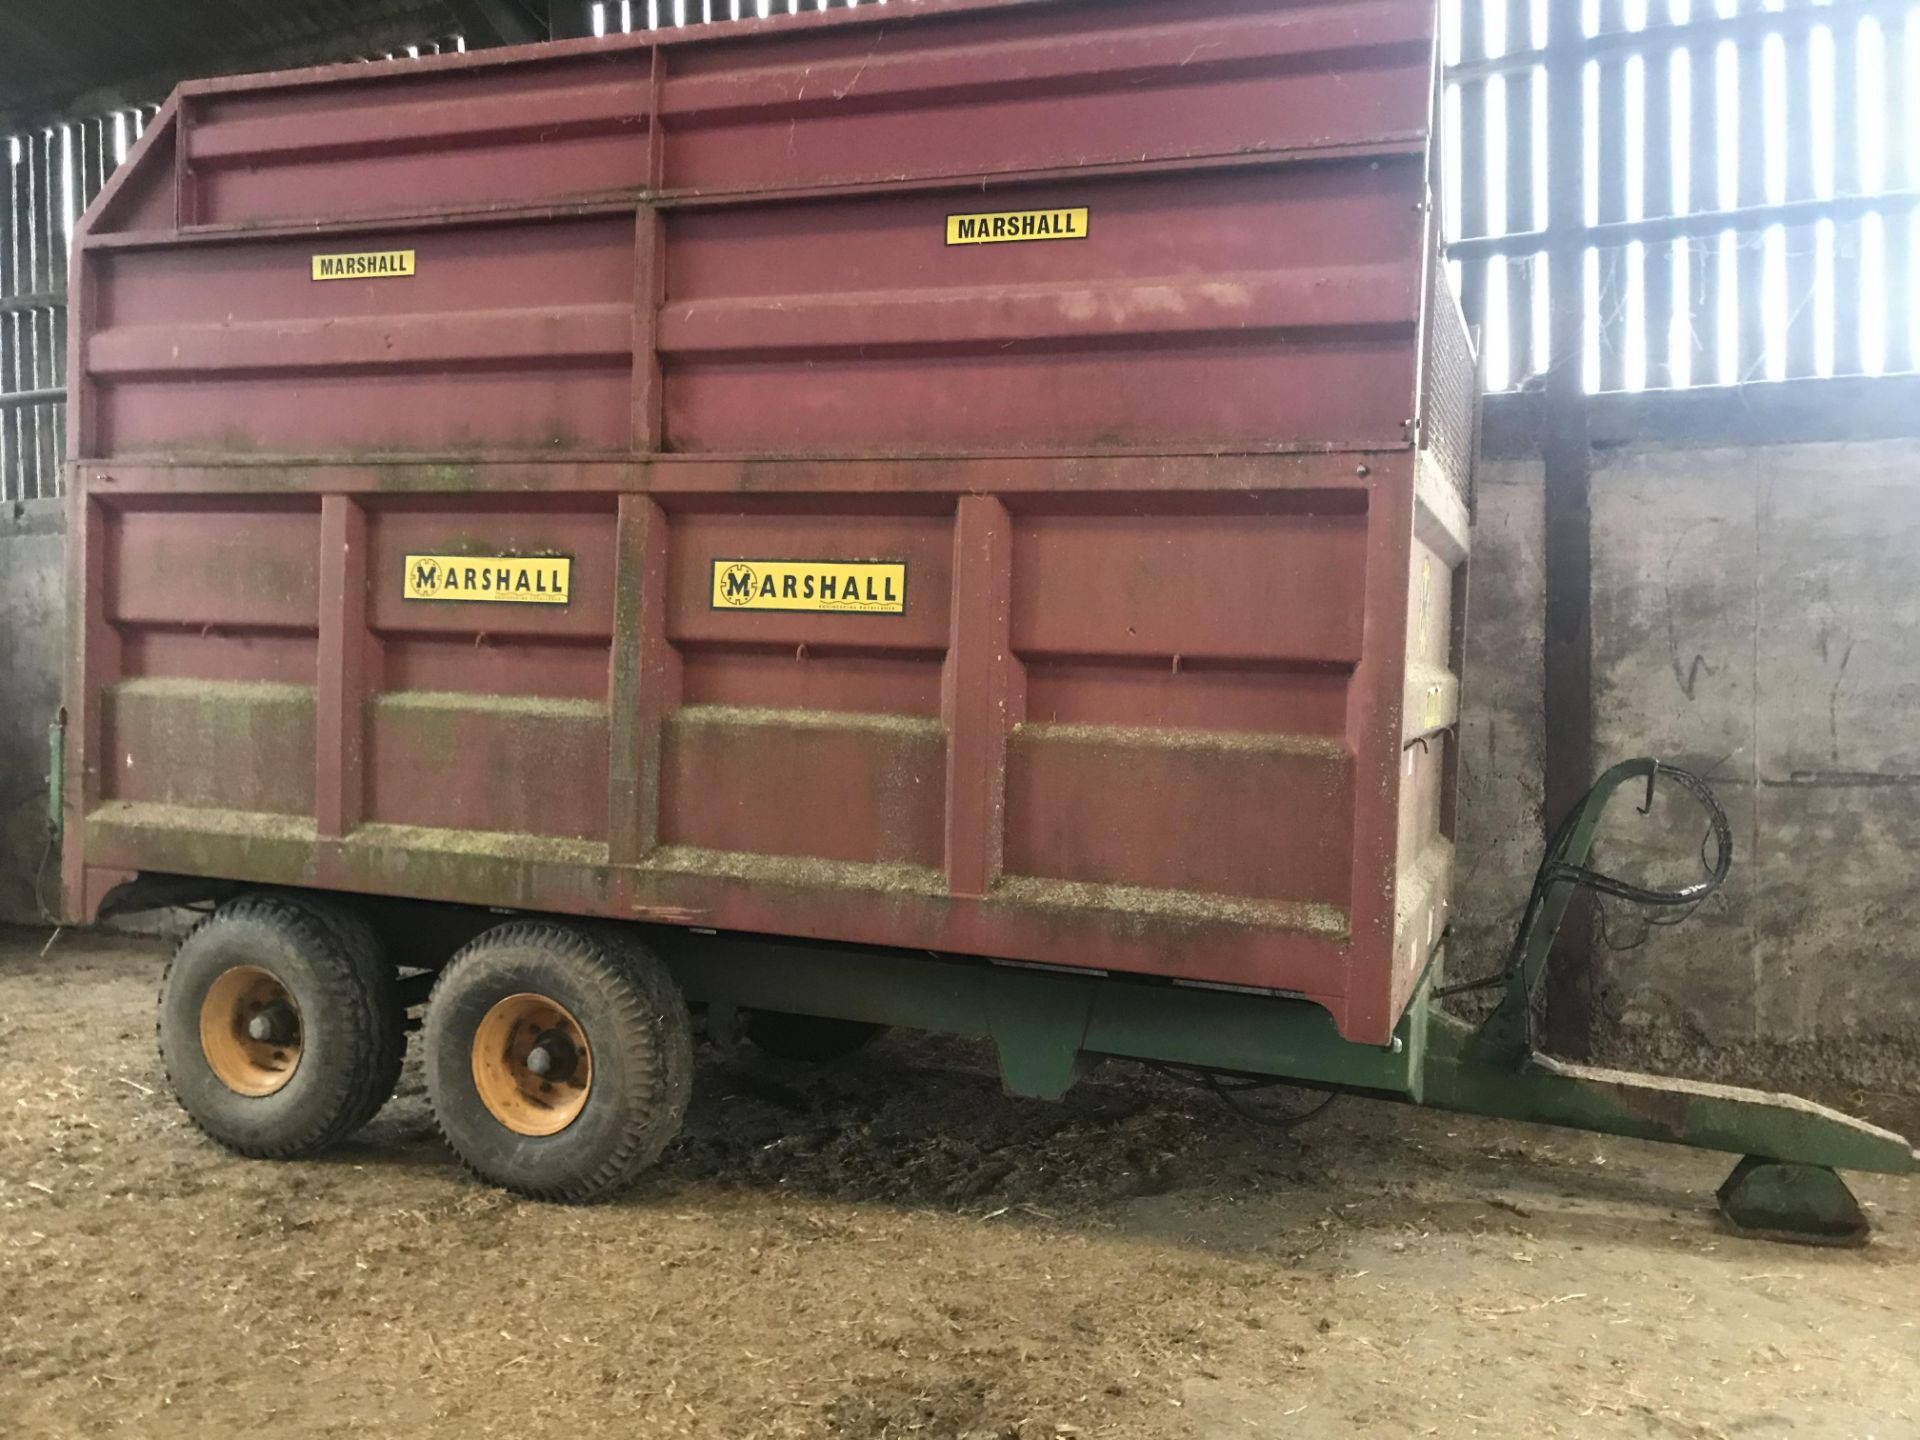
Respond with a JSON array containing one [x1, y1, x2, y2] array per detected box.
[[1437, 762, 1733, 1001]]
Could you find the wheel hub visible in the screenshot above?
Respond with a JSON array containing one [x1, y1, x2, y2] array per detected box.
[[470, 993, 594, 1136], [246, 1000, 300, 1047], [199, 966, 303, 1097], [524, 1028, 581, 1084]]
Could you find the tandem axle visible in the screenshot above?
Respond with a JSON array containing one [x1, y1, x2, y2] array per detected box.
[[121, 756, 1913, 1243]]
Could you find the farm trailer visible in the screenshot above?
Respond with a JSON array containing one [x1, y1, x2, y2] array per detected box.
[[54, 0, 1912, 1237]]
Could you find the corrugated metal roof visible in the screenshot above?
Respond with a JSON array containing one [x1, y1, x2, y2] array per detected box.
[[0, 0, 469, 130]]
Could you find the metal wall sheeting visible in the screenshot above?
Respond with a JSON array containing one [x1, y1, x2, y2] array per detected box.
[[1443, 0, 1920, 394], [0, 42, 463, 503], [592, 0, 879, 31], [1, 111, 152, 504]]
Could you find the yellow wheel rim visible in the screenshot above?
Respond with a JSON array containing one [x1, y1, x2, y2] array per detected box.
[[199, 965, 303, 1097], [471, 993, 594, 1136]]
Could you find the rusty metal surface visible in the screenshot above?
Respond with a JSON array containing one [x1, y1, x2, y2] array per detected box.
[[64, 0, 1465, 1046]]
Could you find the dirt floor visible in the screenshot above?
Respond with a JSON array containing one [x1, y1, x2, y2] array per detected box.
[[2, 925, 1916, 1440]]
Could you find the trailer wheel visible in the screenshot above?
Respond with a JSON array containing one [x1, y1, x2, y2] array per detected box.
[[263, 891, 406, 1132], [744, 1011, 886, 1063], [158, 893, 405, 1159], [425, 923, 692, 1203]]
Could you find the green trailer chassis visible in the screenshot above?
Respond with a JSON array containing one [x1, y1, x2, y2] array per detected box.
[[670, 760, 1914, 1245]]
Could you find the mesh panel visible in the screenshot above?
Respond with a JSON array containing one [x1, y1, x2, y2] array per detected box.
[[1420, 260, 1478, 503]]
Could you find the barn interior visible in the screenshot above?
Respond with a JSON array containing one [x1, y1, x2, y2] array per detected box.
[[2, 4, 1916, 1437]]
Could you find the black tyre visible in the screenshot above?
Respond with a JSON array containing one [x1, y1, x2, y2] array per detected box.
[[744, 1010, 886, 1063], [158, 893, 405, 1159], [424, 923, 693, 1202], [265, 891, 406, 1132]]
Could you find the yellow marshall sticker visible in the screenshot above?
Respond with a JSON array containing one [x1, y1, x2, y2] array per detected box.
[[712, 560, 906, 614], [403, 554, 571, 605], [946, 207, 1089, 246], [311, 249, 416, 281]]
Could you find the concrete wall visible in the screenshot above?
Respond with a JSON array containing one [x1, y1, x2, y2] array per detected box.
[[0, 498, 65, 926], [1451, 455, 1547, 1005], [1458, 432, 1920, 1093]]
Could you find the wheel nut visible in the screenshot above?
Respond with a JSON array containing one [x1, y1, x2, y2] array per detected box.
[[524, 1028, 579, 1084], [247, 1002, 298, 1046]]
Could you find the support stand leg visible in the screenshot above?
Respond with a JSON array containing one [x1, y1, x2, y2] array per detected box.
[[1716, 1156, 1870, 1248]]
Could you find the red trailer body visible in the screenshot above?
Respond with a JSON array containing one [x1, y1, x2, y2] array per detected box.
[[64, 0, 1472, 1047]]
